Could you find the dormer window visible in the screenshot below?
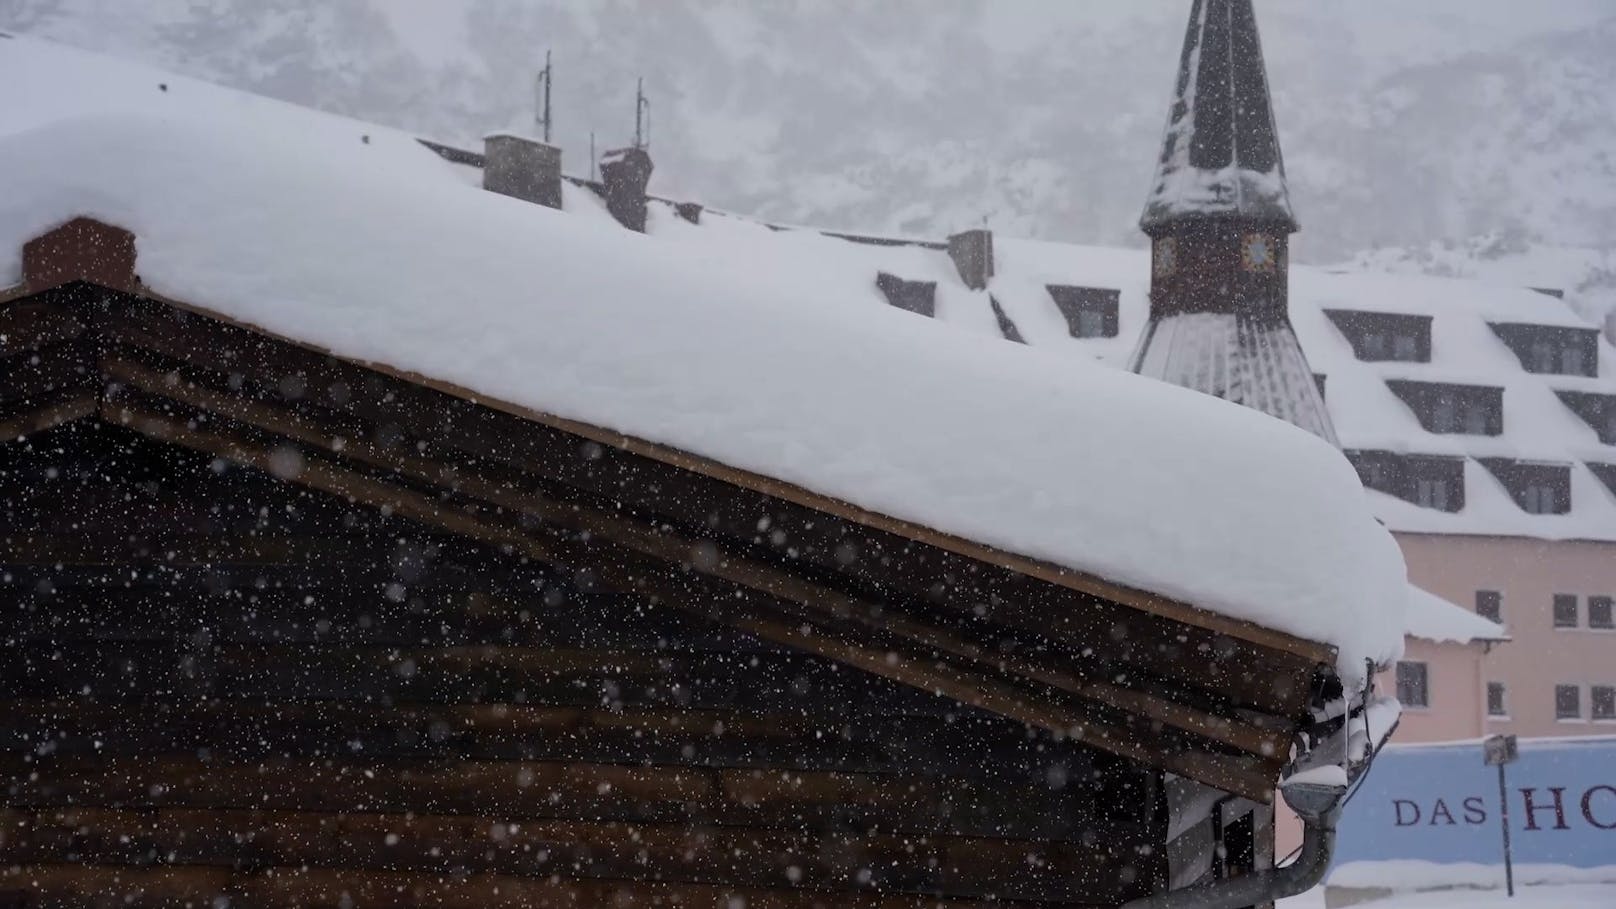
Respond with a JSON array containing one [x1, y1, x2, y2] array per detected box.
[[1478, 459, 1571, 515], [1523, 483, 1559, 514], [1555, 392, 1616, 445], [1047, 286, 1120, 339], [1324, 310, 1431, 363], [1590, 463, 1616, 498], [875, 272, 936, 317], [1387, 380, 1502, 435], [1408, 456, 1466, 512], [1489, 323, 1599, 378], [1345, 450, 1464, 512]]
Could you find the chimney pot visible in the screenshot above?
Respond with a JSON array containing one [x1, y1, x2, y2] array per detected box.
[[600, 146, 654, 232], [947, 229, 995, 290], [483, 132, 563, 210]]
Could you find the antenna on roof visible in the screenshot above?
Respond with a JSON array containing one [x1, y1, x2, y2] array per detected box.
[[634, 77, 650, 150], [535, 49, 553, 143]]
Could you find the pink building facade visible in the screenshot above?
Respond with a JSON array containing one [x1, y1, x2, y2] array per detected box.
[[1392, 533, 1616, 740], [1281, 531, 1616, 855]]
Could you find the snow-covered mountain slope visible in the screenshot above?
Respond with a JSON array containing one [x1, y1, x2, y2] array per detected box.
[[2, 0, 1613, 270]]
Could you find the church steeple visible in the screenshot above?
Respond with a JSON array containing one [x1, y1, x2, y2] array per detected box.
[[1141, 0, 1295, 232], [1129, 0, 1337, 446]]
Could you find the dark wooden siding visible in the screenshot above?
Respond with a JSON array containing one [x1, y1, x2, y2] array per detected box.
[[0, 420, 1168, 908]]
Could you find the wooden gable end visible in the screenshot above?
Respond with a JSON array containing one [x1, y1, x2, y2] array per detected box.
[[1, 219, 1336, 905]]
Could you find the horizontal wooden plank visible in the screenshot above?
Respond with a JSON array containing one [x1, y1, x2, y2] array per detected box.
[[0, 587, 748, 651], [0, 862, 1080, 909], [0, 698, 1094, 783], [0, 639, 953, 719], [0, 805, 1145, 903], [0, 299, 85, 358], [0, 393, 95, 445], [0, 338, 96, 408], [4, 753, 1106, 841]]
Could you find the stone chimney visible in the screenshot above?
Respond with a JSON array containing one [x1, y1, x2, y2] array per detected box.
[[599, 146, 654, 232], [483, 132, 563, 210], [947, 229, 994, 290]]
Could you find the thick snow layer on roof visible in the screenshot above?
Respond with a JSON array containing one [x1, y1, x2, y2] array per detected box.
[[1404, 586, 1505, 644], [0, 29, 442, 174], [0, 37, 1411, 681]]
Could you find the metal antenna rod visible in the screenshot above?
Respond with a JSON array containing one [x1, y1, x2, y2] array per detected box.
[[634, 77, 650, 150], [535, 49, 553, 143]]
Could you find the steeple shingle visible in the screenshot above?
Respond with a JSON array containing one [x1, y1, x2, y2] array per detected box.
[[1141, 0, 1295, 233]]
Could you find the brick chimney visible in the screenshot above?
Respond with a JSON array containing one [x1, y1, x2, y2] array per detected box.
[[599, 146, 654, 232], [483, 132, 563, 210], [947, 229, 994, 290]]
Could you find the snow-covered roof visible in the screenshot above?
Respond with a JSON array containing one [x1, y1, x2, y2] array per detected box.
[[0, 33, 1409, 681], [1405, 586, 1507, 644], [646, 215, 1616, 543]]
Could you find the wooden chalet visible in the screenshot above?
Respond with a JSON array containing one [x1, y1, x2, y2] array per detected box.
[[0, 216, 1348, 907]]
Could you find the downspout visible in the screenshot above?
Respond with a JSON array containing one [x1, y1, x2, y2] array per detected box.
[[1120, 782, 1345, 909]]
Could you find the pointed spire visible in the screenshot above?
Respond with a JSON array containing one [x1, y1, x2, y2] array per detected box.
[[1141, 0, 1295, 233]]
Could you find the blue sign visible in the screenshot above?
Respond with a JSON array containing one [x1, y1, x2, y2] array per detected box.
[[1331, 736, 1616, 876]]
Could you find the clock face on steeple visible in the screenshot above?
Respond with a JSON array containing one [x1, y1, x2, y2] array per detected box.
[[1242, 233, 1277, 272]]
